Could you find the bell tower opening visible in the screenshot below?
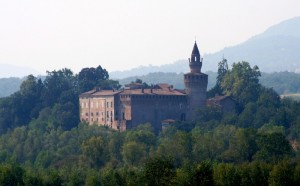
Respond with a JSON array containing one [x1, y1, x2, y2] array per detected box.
[[189, 41, 202, 73]]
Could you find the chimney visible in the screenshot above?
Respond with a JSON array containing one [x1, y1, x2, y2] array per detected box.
[[141, 88, 144, 93]]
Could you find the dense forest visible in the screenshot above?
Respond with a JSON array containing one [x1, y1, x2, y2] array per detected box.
[[0, 61, 300, 185]]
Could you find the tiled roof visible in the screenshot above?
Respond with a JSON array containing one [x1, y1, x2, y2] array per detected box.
[[80, 87, 187, 97], [79, 89, 123, 97], [207, 95, 232, 107], [184, 72, 208, 76], [121, 88, 186, 96]]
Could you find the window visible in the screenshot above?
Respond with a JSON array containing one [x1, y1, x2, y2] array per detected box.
[[107, 102, 109, 108], [181, 113, 186, 121], [111, 102, 113, 107]]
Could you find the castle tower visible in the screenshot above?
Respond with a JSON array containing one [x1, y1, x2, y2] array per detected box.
[[184, 42, 208, 120]]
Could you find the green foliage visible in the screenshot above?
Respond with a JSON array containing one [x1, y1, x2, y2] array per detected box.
[[208, 58, 228, 98], [184, 161, 214, 186], [140, 156, 175, 186], [268, 159, 294, 186], [0, 62, 300, 184], [213, 163, 240, 186], [223, 128, 257, 162], [0, 163, 24, 186], [255, 133, 292, 163], [221, 61, 261, 105], [77, 65, 120, 93], [260, 71, 300, 95], [0, 65, 119, 134], [82, 136, 108, 168]]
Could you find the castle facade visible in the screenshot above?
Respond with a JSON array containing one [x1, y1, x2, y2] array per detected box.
[[79, 42, 208, 132]]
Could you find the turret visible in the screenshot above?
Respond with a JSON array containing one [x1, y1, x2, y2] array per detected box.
[[189, 42, 202, 73], [184, 41, 208, 120]]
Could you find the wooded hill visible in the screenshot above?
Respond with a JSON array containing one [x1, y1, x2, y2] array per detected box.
[[0, 61, 300, 185]]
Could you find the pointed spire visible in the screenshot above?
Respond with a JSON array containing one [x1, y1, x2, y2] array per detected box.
[[189, 41, 202, 73], [192, 41, 200, 56]]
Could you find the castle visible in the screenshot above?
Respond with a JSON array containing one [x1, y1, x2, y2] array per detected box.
[[79, 42, 208, 132]]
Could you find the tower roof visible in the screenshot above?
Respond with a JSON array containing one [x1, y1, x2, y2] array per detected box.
[[191, 41, 200, 56]]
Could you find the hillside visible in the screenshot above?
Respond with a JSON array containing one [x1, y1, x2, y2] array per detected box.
[[0, 64, 41, 78], [111, 16, 300, 79], [0, 77, 23, 97], [110, 60, 189, 79], [1, 62, 300, 185]]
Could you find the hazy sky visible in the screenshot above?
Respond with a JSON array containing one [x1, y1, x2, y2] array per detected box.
[[0, 0, 300, 74]]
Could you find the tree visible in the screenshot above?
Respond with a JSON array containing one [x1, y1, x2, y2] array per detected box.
[[191, 161, 214, 186], [81, 136, 108, 168], [254, 133, 292, 163], [124, 123, 156, 149], [268, 159, 294, 186], [213, 163, 240, 186], [157, 131, 192, 167], [223, 128, 258, 162], [42, 68, 75, 107], [77, 65, 109, 93], [141, 156, 175, 186], [0, 163, 24, 186], [217, 58, 229, 86], [121, 141, 147, 166], [207, 58, 228, 98], [221, 61, 261, 106]]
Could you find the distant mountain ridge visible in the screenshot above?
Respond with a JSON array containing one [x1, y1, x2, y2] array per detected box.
[[110, 60, 189, 79], [204, 16, 300, 72], [111, 16, 300, 79], [0, 64, 41, 78]]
